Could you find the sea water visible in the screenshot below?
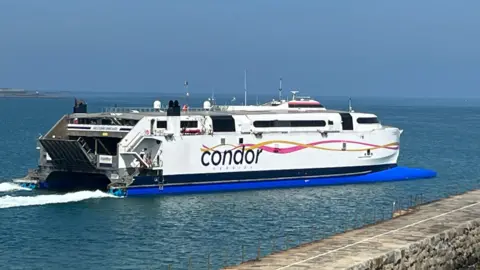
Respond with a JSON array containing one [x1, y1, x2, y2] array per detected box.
[[1, 94, 480, 269]]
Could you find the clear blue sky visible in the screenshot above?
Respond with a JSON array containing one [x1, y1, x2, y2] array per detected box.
[[1, 0, 479, 97]]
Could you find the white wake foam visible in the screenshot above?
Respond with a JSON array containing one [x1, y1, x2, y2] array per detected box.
[[0, 182, 31, 192], [0, 190, 116, 209]]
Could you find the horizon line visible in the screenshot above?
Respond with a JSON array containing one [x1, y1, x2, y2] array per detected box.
[[4, 88, 480, 100]]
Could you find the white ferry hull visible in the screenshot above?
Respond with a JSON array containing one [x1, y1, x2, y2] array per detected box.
[[126, 127, 401, 188]]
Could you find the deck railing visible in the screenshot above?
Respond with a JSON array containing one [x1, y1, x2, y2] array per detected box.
[[101, 106, 228, 113], [102, 107, 164, 113]]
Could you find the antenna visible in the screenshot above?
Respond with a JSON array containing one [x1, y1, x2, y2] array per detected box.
[[279, 77, 283, 101], [244, 69, 247, 106], [290, 90, 299, 101]]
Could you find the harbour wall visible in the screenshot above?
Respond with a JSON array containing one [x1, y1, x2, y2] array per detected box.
[[225, 189, 480, 270], [348, 219, 480, 270]]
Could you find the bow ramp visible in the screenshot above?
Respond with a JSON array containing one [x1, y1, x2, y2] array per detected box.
[[13, 137, 113, 191], [39, 138, 96, 171]]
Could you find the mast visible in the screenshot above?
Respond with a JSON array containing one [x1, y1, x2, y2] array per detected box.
[[184, 80, 189, 108], [244, 69, 247, 106], [279, 77, 283, 101], [211, 88, 215, 106]]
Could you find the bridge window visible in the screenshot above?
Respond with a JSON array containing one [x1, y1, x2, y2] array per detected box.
[[356, 117, 379, 124], [181, 121, 198, 128], [253, 120, 326, 128], [156, 121, 167, 129]]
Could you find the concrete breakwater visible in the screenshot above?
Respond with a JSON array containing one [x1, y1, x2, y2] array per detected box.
[[350, 219, 480, 270], [225, 190, 480, 270]]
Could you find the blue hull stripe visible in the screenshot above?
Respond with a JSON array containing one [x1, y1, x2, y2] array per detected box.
[[132, 164, 396, 186], [125, 166, 437, 197]]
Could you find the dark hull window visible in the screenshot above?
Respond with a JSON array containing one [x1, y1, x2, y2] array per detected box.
[[157, 121, 167, 129], [101, 119, 113, 125], [211, 116, 236, 132], [254, 120, 326, 127], [339, 113, 354, 130], [288, 104, 325, 108], [357, 117, 379, 124], [181, 121, 198, 128]]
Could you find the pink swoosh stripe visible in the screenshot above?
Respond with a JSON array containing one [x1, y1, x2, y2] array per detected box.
[[245, 140, 398, 154], [202, 140, 399, 154]]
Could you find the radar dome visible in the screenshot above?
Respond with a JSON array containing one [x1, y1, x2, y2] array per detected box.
[[203, 100, 212, 110], [153, 100, 161, 109]]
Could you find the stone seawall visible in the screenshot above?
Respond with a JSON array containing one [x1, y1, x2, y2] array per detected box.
[[349, 219, 480, 270], [225, 190, 480, 270]]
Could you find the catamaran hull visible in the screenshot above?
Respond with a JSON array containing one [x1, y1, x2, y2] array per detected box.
[[12, 164, 437, 197], [117, 166, 436, 197]]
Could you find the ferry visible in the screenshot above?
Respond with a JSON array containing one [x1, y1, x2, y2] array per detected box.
[[13, 92, 436, 197]]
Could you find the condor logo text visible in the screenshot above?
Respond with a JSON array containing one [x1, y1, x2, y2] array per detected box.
[[201, 146, 263, 166]]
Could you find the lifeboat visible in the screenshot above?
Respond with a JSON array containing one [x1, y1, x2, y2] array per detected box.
[[287, 100, 324, 109]]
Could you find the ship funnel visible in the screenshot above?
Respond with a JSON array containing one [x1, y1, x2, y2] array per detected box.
[[73, 98, 87, 113], [167, 100, 181, 116]]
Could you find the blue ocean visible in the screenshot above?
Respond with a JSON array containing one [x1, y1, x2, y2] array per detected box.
[[1, 93, 479, 269]]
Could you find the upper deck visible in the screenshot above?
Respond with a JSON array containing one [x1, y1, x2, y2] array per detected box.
[[48, 95, 387, 142], [65, 102, 382, 136]]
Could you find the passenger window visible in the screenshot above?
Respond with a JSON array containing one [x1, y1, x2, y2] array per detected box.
[[211, 116, 236, 132], [156, 121, 167, 129], [357, 117, 379, 124]]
